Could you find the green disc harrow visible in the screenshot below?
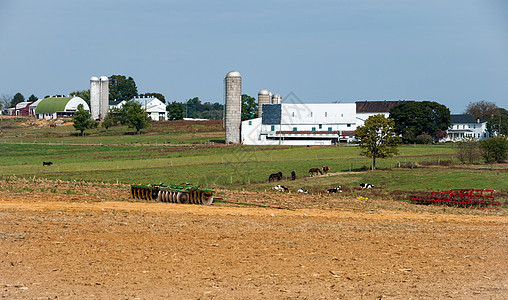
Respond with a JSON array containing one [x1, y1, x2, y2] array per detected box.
[[131, 183, 214, 205]]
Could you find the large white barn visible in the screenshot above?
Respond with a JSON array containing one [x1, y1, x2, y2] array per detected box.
[[242, 103, 357, 145]]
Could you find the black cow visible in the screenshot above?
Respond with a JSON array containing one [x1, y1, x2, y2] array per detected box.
[[291, 170, 296, 180], [42, 161, 53, 166]]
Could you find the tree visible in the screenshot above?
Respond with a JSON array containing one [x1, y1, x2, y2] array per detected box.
[[28, 94, 38, 102], [10, 92, 25, 107], [465, 101, 499, 121], [456, 138, 482, 164], [389, 101, 450, 142], [109, 75, 138, 101], [166, 101, 184, 120], [72, 104, 97, 136], [102, 108, 120, 132], [354, 114, 401, 170], [0, 94, 12, 111], [123, 101, 151, 134], [480, 136, 508, 168], [486, 108, 508, 136], [70, 90, 91, 105], [139, 92, 166, 103], [241, 94, 257, 121]]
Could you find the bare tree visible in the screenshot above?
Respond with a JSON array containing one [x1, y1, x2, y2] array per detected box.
[[0, 94, 13, 110], [464, 101, 499, 121]]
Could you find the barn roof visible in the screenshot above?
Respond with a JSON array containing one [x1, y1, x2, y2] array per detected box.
[[35, 97, 72, 114], [355, 100, 408, 113]]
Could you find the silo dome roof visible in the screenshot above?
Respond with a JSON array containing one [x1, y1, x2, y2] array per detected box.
[[99, 76, 109, 81], [258, 89, 269, 95], [272, 93, 281, 98], [226, 70, 241, 78], [90, 76, 99, 81]]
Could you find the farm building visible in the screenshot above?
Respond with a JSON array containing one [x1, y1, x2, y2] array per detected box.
[[355, 100, 407, 127], [441, 114, 489, 142], [242, 103, 357, 145], [5, 101, 34, 116], [131, 96, 167, 121], [34, 96, 89, 119]]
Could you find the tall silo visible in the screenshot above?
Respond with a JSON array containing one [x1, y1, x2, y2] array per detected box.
[[99, 76, 109, 120], [271, 93, 282, 104], [225, 70, 242, 143], [90, 76, 100, 120], [258, 89, 270, 118]]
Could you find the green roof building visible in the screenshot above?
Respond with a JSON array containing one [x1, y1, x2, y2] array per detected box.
[[34, 96, 89, 119]]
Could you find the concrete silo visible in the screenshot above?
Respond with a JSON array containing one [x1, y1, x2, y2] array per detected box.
[[271, 93, 282, 104], [99, 76, 109, 120], [225, 70, 242, 143], [90, 76, 100, 120], [257, 89, 270, 118]]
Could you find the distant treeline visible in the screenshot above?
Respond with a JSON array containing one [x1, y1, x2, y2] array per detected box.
[[167, 97, 224, 120]]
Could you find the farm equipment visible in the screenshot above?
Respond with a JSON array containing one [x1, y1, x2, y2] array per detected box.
[[411, 188, 500, 208], [131, 183, 214, 205]]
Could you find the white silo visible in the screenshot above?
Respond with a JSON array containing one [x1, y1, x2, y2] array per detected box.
[[90, 76, 100, 120], [258, 89, 270, 118], [99, 76, 109, 120], [225, 70, 242, 143], [271, 93, 282, 104]]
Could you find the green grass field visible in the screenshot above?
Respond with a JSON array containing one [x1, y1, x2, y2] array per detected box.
[[1, 116, 506, 202]]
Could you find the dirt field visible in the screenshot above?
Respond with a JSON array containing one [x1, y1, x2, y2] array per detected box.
[[1, 179, 507, 299]]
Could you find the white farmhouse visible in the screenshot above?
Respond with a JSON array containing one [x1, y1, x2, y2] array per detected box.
[[442, 114, 489, 142]]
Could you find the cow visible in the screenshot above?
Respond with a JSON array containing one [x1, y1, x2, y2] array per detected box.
[[297, 188, 309, 194], [272, 184, 290, 192], [322, 166, 329, 174], [327, 186, 342, 193], [308, 168, 322, 177], [291, 170, 296, 180], [360, 183, 374, 189], [42, 161, 53, 166], [269, 172, 283, 182]]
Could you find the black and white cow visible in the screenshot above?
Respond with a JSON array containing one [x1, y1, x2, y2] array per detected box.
[[327, 186, 342, 193], [360, 183, 374, 189], [297, 188, 308, 194], [272, 184, 290, 193]]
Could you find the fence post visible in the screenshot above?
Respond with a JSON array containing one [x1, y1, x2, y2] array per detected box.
[[230, 175, 233, 184]]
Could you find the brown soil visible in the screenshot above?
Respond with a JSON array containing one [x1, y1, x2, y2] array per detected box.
[[1, 179, 507, 299]]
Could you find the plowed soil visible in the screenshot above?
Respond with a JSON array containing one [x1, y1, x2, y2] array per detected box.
[[1, 179, 507, 299]]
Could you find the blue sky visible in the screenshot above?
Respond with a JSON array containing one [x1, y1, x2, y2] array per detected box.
[[1, 0, 507, 113]]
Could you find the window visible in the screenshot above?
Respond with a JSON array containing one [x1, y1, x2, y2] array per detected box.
[[328, 127, 332, 131], [310, 112, 313, 117], [319, 124, 322, 129], [312, 127, 316, 131], [325, 112, 327, 117], [293, 127, 297, 131], [341, 114, 343, 117], [248, 121, 252, 125], [292, 112, 295, 117], [347, 124, 351, 127], [271, 125, 275, 131]]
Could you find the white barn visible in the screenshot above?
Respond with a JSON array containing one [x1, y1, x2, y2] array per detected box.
[[131, 97, 167, 121], [242, 103, 357, 145]]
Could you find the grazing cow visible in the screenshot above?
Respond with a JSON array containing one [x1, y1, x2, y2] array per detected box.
[[360, 183, 374, 189], [322, 166, 329, 174], [268, 172, 283, 182], [308, 168, 322, 177], [272, 184, 289, 192], [42, 161, 53, 166], [327, 186, 342, 193], [291, 170, 296, 180], [297, 188, 309, 194]]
